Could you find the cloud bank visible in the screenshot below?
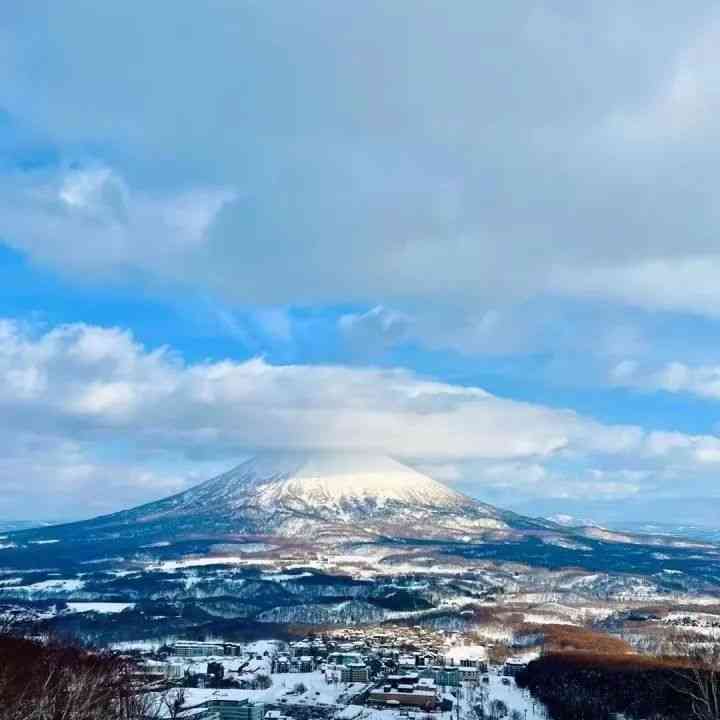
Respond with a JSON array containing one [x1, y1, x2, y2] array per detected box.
[[2, 3, 720, 520], [1, 318, 719, 519], [3, 3, 720, 325]]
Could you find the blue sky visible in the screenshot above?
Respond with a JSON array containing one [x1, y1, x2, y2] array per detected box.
[[1, 2, 720, 523]]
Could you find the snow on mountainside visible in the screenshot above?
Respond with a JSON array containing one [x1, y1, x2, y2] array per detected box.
[[547, 514, 601, 529], [9, 450, 717, 586], [3, 452, 720, 603], [178, 452, 477, 516], [103, 450, 539, 540], [9, 451, 553, 547]]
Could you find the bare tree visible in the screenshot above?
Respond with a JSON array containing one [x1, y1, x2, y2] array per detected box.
[[0, 632, 171, 720], [665, 632, 720, 720], [489, 699, 508, 719], [159, 688, 187, 720], [681, 643, 720, 720], [116, 687, 166, 720]]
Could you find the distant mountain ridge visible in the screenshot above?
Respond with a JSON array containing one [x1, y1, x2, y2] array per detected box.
[[0, 520, 48, 533]]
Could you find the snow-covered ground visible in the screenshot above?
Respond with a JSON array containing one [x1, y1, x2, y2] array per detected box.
[[476, 674, 550, 719], [111, 639, 168, 652], [0, 578, 85, 596], [150, 557, 277, 571], [658, 611, 720, 639], [175, 672, 369, 709], [260, 572, 314, 582], [245, 640, 284, 657], [66, 602, 135, 614], [164, 671, 550, 720]]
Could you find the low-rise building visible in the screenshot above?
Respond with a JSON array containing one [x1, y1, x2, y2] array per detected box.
[[169, 641, 244, 658], [327, 652, 365, 667], [341, 663, 369, 683], [203, 699, 265, 720], [171, 641, 226, 657], [368, 679, 438, 710], [297, 656, 314, 673], [503, 650, 539, 676], [397, 654, 416, 669], [427, 666, 460, 687], [458, 666, 480, 683], [265, 711, 291, 720], [443, 644, 488, 672]]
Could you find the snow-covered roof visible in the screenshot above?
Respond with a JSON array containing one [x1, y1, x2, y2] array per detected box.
[[443, 644, 487, 663]]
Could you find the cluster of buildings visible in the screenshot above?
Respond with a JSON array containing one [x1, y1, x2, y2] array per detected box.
[[137, 627, 536, 718], [280, 629, 493, 712]]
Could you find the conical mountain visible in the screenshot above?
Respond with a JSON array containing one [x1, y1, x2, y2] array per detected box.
[[14, 451, 553, 547], [6, 452, 716, 592]]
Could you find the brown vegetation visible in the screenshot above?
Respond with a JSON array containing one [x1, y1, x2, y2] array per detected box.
[[0, 634, 159, 720], [521, 622, 635, 655]]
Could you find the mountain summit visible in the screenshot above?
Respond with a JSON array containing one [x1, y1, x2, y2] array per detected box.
[[199, 451, 469, 512], [20, 451, 551, 547], [174, 451, 483, 521], [104, 450, 532, 542], [8, 452, 718, 588]]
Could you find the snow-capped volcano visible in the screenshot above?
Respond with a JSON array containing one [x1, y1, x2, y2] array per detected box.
[[31, 451, 551, 545], [9, 452, 717, 591], [117, 450, 521, 541], [184, 452, 478, 517]]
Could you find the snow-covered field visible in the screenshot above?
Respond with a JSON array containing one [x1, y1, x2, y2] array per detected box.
[[0, 578, 85, 597], [478, 674, 549, 719], [176, 672, 369, 709], [150, 557, 277, 571], [163, 670, 550, 720], [659, 611, 720, 639], [66, 602, 135, 614]]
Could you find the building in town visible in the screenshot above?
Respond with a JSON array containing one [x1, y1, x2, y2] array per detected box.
[[169, 641, 243, 658], [297, 656, 314, 672], [443, 644, 488, 672], [368, 675, 439, 710], [327, 652, 365, 667], [341, 663, 370, 683], [204, 699, 265, 720]]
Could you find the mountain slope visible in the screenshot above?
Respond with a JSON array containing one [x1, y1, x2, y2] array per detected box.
[[13, 451, 554, 547], [4, 452, 719, 593]]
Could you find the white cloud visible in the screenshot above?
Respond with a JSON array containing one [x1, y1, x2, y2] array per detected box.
[[0, 430, 211, 520], [339, 306, 412, 352], [613, 359, 720, 400], [3, 3, 720, 337], [451, 460, 652, 506], [3, 4, 720, 518], [0, 166, 235, 283], [1, 318, 720, 518], [606, 15, 720, 141], [551, 256, 720, 319]]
